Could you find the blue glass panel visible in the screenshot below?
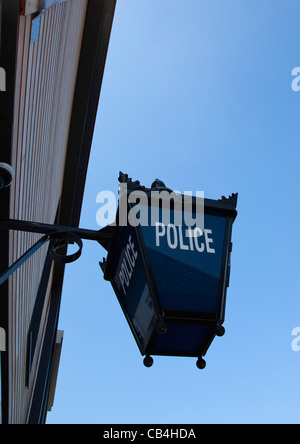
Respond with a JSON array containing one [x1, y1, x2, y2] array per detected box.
[[154, 322, 210, 354], [111, 225, 154, 343], [112, 225, 145, 317], [141, 211, 227, 313]]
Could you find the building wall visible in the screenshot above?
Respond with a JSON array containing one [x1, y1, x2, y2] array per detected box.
[[7, 0, 88, 423]]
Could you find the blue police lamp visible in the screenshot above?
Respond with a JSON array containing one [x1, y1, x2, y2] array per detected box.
[[100, 173, 237, 369]]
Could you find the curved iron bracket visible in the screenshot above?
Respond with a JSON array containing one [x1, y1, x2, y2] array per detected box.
[[0, 218, 114, 286]]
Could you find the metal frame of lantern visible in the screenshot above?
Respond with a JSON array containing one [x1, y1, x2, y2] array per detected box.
[[100, 173, 238, 369]]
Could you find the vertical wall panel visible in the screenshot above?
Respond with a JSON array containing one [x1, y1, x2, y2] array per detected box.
[[8, 0, 88, 423]]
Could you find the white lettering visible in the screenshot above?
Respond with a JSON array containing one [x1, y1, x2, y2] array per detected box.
[[204, 228, 215, 253], [96, 186, 205, 229], [291, 67, 300, 92], [118, 183, 128, 226], [178, 225, 189, 250], [194, 227, 204, 252], [151, 190, 182, 227], [128, 190, 149, 226], [183, 191, 204, 232], [155, 222, 165, 247], [129, 235, 138, 260], [186, 227, 194, 250], [118, 235, 138, 295], [147, 428, 196, 439], [126, 244, 135, 268], [119, 270, 126, 294], [96, 190, 116, 227], [103, 428, 137, 441], [155, 223, 216, 254], [291, 327, 300, 351], [166, 224, 178, 249]]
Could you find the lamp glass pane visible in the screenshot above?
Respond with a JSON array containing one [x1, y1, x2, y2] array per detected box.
[[140, 208, 227, 313], [154, 322, 210, 355]]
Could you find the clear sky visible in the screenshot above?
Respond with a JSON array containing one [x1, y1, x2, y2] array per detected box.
[[47, 0, 300, 424]]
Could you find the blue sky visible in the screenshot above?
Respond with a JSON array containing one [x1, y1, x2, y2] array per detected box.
[[47, 1, 300, 424]]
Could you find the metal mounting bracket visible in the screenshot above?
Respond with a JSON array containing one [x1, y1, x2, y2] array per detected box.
[[0, 218, 114, 286]]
